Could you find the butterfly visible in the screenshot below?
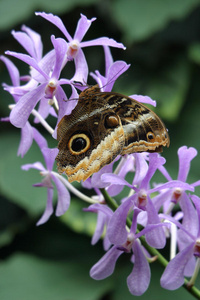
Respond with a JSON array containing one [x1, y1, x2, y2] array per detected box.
[[56, 85, 170, 182]]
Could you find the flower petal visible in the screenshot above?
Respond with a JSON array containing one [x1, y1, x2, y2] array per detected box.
[[101, 173, 132, 188], [0, 55, 20, 86], [180, 193, 198, 236], [74, 14, 96, 41], [41, 147, 58, 171], [36, 12, 72, 41], [5, 51, 48, 80], [21, 25, 43, 60], [10, 83, 46, 128], [37, 188, 54, 225], [160, 243, 194, 290], [90, 245, 123, 280], [177, 146, 197, 182], [51, 173, 70, 216], [81, 37, 126, 50], [145, 197, 166, 248], [130, 94, 156, 107], [21, 162, 45, 172], [127, 240, 150, 296], [17, 122, 33, 157], [107, 197, 134, 245], [51, 36, 67, 79]]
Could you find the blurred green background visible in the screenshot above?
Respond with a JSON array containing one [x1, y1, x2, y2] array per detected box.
[[0, 0, 200, 299]]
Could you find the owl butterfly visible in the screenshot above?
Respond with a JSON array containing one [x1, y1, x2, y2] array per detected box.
[[56, 85, 170, 182]]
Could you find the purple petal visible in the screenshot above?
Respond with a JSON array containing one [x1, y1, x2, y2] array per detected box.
[[158, 165, 172, 181], [152, 189, 172, 212], [51, 36, 67, 79], [33, 97, 51, 123], [192, 180, 200, 187], [5, 51, 48, 80], [180, 193, 198, 236], [31, 49, 55, 82], [91, 163, 114, 189], [41, 147, 58, 171], [108, 156, 134, 196], [145, 197, 166, 248], [71, 49, 88, 83], [51, 174, 70, 216], [105, 61, 130, 92], [84, 203, 113, 217], [130, 94, 156, 107], [191, 195, 200, 237], [74, 14, 96, 41], [184, 255, 196, 277], [135, 223, 170, 240], [90, 246, 123, 280], [91, 212, 107, 245], [160, 243, 194, 290], [101, 173, 132, 188], [12, 29, 40, 60], [21, 162, 45, 172], [36, 12, 72, 41], [17, 121, 33, 157], [10, 83, 46, 128], [133, 153, 148, 186], [140, 153, 165, 190], [127, 240, 150, 296], [107, 197, 134, 245], [33, 127, 48, 149], [37, 188, 54, 225], [150, 180, 194, 194], [81, 37, 126, 50], [177, 146, 197, 182], [103, 46, 113, 77], [0, 55, 20, 86], [21, 25, 43, 60]]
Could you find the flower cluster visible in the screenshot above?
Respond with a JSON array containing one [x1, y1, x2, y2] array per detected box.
[[1, 12, 200, 297]]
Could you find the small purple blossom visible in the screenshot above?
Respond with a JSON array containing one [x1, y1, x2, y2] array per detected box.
[[90, 208, 169, 296], [160, 195, 200, 290], [6, 35, 77, 128], [102, 153, 194, 249], [22, 145, 70, 225], [36, 13, 125, 82]]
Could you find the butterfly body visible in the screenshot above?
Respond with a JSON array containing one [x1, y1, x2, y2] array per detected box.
[[56, 85, 169, 182]]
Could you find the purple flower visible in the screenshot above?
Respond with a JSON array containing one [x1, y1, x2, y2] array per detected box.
[[36, 13, 125, 83], [154, 146, 200, 235], [11, 25, 43, 62], [84, 203, 113, 250], [90, 208, 169, 295], [22, 145, 70, 225], [102, 153, 193, 249], [0, 56, 53, 157], [6, 35, 77, 128], [160, 195, 200, 290]]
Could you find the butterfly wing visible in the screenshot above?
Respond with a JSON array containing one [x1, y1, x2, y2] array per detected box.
[[56, 86, 169, 182], [102, 92, 170, 154], [56, 97, 125, 182]]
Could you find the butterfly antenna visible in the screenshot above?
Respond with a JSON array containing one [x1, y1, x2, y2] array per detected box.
[[98, 64, 129, 91]]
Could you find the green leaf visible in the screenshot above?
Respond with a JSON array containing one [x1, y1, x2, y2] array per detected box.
[[0, 254, 111, 300], [0, 0, 96, 30], [0, 131, 47, 215], [147, 58, 190, 121], [188, 43, 200, 64], [111, 0, 200, 43]]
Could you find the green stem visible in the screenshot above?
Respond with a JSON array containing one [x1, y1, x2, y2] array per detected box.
[[100, 188, 200, 300]]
